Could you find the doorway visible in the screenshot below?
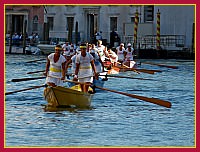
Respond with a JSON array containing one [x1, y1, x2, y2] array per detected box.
[[12, 15, 24, 34], [87, 13, 98, 43]]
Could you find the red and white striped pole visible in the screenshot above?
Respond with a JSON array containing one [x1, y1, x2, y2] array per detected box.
[[134, 9, 139, 49], [156, 9, 161, 50]]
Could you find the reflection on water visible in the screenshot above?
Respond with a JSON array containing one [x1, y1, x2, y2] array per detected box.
[[43, 105, 93, 113], [5, 54, 195, 147]]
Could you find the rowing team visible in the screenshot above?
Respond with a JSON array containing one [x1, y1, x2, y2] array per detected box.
[[43, 41, 137, 93]]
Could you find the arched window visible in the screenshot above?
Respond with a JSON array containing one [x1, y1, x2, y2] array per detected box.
[[33, 15, 38, 31]]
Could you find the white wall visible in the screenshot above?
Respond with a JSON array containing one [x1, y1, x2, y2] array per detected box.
[[154, 5, 195, 48], [46, 5, 195, 48]]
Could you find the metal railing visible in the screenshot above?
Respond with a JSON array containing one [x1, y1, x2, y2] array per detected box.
[[123, 35, 186, 50]]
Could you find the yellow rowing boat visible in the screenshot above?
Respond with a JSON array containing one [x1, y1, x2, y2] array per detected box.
[[43, 85, 93, 108]]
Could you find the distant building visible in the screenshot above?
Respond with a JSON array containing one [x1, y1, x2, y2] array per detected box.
[[5, 5, 44, 40], [5, 5, 195, 52]]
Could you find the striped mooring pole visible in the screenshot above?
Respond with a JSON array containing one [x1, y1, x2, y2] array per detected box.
[[134, 9, 139, 49], [156, 9, 161, 50]]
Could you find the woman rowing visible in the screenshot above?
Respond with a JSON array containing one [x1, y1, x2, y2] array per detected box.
[[90, 44, 104, 73], [106, 47, 118, 66], [73, 43, 98, 93], [124, 43, 136, 68], [65, 46, 82, 75], [96, 40, 106, 62], [43, 45, 66, 87], [116, 43, 126, 66]]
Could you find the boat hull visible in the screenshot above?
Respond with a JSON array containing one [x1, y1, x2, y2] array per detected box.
[[67, 72, 108, 91], [37, 44, 55, 55], [44, 86, 93, 107]]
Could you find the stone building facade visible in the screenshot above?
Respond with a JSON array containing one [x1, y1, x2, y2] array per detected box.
[[5, 5, 44, 39], [5, 5, 195, 51]]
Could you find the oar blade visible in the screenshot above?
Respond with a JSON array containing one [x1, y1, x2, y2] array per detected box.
[[143, 62, 178, 69], [129, 94, 172, 108], [95, 86, 171, 108], [133, 68, 155, 74]]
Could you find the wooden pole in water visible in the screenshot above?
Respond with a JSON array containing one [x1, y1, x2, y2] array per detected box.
[[156, 9, 161, 50], [23, 20, 27, 54], [156, 9, 161, 58], [134, 9, 139, 50], [9, 16, 14, 54], [9, 32, 13, 54]]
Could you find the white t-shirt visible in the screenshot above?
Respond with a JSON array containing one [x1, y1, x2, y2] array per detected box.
[[90, 52, 102, 73], [125, 48, 134, 61], [96, 45, 106, 61], [76, 52, 94, 78], [71, 55, 77, 74], [62, 44, 70, 51], [116, 47, 125, 61], [46, 53, 66, 86]]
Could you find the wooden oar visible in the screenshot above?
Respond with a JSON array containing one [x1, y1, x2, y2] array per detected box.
[[27, 70, 45, 74], [120, 62, 162, 73], [26, 58, 46, 63], [11, 76, 46, 82], [116, 66, 156, 74], [5, 85, 46, 95], [64, 78, 170, 108], [27, 65, 72, 74], [142, 62, 178, 69], [12, 73, 74, 82], [115, 62, 159, 74], [95, 86, 171, 108], [99, 74, 154, 81], [133, 68, 162, 73]]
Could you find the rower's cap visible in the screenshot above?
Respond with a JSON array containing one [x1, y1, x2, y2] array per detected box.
[[120, 43, 124, 46]]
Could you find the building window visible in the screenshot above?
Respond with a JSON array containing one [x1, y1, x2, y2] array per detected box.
[[33, 15, 38, 31], [47, 17, 54, 31], [110, 17, 117, 31], [144, 5, 154, 22], [66, 17, 74, 31], [131, 17, 135, 23], [66, 17, 74, 42]]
